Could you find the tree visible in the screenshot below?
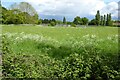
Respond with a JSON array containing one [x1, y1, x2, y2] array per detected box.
[[56, 20, 63, 25], [81, 17, 89, 25], [1, 6, 8, 24], [95, 10, 100, 26], [73, 16, 81, 25], [33, 14, 39, 24], [50, 21, 56, 26], [108, 13, 112, 26], [4, 10, 24, 24], [106, 13, 113, 26], [89, 19, 96, 25], [103, 15, 106, 26], [100, 16, 103, 26], [42, 19, 49, 24], [38, 19, 42, 24], [106, 14, 109, 26], [10, 2, 39, 24], [10, 2, 37, 16], [63, 17, 66, 24]]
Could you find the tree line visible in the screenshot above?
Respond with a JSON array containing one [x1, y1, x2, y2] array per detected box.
[[1, 2, 118, 27], [89, 10, 113, 26]]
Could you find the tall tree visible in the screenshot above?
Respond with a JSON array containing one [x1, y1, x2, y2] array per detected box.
[[10, 2, 39, 24], [100, 16, 103, 26], [95, 10, 100, 26], [106, 14, 109, 26], [108, 13, 112, 26], [103, 15, 106, 26], [10, 2, 37, 16], [63, 17, 66, 24], [106, 13, 112, 26]]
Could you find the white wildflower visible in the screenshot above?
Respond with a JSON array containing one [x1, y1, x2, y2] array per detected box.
[[107, 36, 111, 40], [91, 35, 96, 38]]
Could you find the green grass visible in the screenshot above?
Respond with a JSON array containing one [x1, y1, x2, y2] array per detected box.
[[1, 25, 119, 78], [2, 25, 118, 57], [2, 25, 118, 41]]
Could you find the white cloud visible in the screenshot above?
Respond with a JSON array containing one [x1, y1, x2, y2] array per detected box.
[[100, 2, 118, 18], [25, 0, 106, 17], [2, 0, 118, 19]]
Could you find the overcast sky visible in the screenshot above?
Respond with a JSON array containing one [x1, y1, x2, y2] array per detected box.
[[1, 0, 119, 21]]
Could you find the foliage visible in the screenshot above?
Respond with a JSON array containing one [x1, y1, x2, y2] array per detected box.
[[38, 19, 42, 24], [100, 16, 103, 26], [73, 16, 81, 25], [81, 17, 89, 25], [95, 10, 100, 26], [1, 2, 38, 24], [71, 23, 76, 27], [10, 2, 37, 16], [89, 19, 96, 25], [103, 15, 106, 26], [63, 17, 66, 24], [106, 13, 113, 26], [49, 21, 56, 26]]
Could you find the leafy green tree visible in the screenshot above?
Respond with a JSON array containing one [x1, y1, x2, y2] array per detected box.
[[1, 6, 8, 24], [108, 13, 112, 26], [38, 19, 42, 24], [73, 16, 81, 25], [81, 17, 89, 25], [67, 21, 72, 25], [105, 13, 113, 26], [89, 19, 96, 25], [100, 16, 103, 26], [2, 10, 23, 24], [10, 2, 37, 16], [50, 21, 56, 26], [56, 20, 63, 25], [63, 17, 66, 24], [42, 19, 49, 24], [10, 2, 38, 24], [106, 14, 109, 26], [33, 14, 39, 24], [51, 19, 56, 25], [103, 15, 106, 26], [95, 10, 100, 26]]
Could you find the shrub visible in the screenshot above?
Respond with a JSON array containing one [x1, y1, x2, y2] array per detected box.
[[50, 21, 56, 26], [71, 23, 76, 27]]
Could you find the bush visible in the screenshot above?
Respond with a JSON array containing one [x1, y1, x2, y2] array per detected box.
[[52, 53, 120, 79], [50, 21, 56, 26], [71, 23, 76, 27]]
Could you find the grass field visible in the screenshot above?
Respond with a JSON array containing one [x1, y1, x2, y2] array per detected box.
[[1, 25, 120, 79], [2, 25, 118, 41]]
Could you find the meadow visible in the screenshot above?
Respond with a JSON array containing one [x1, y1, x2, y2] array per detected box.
[[1, 25, 120, 79]]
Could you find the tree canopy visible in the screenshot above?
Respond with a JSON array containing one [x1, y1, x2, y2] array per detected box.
[[1, 2, 39, 24]]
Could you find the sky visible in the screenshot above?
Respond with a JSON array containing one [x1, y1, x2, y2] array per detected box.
[[1, 0, 120, 21]]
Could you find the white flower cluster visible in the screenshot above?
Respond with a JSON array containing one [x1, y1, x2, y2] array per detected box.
[[2, 32, 118, 49], [2, 32, 59, 44]]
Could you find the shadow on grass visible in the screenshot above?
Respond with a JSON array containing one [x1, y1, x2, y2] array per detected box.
[[36, 42, 74, 59]]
